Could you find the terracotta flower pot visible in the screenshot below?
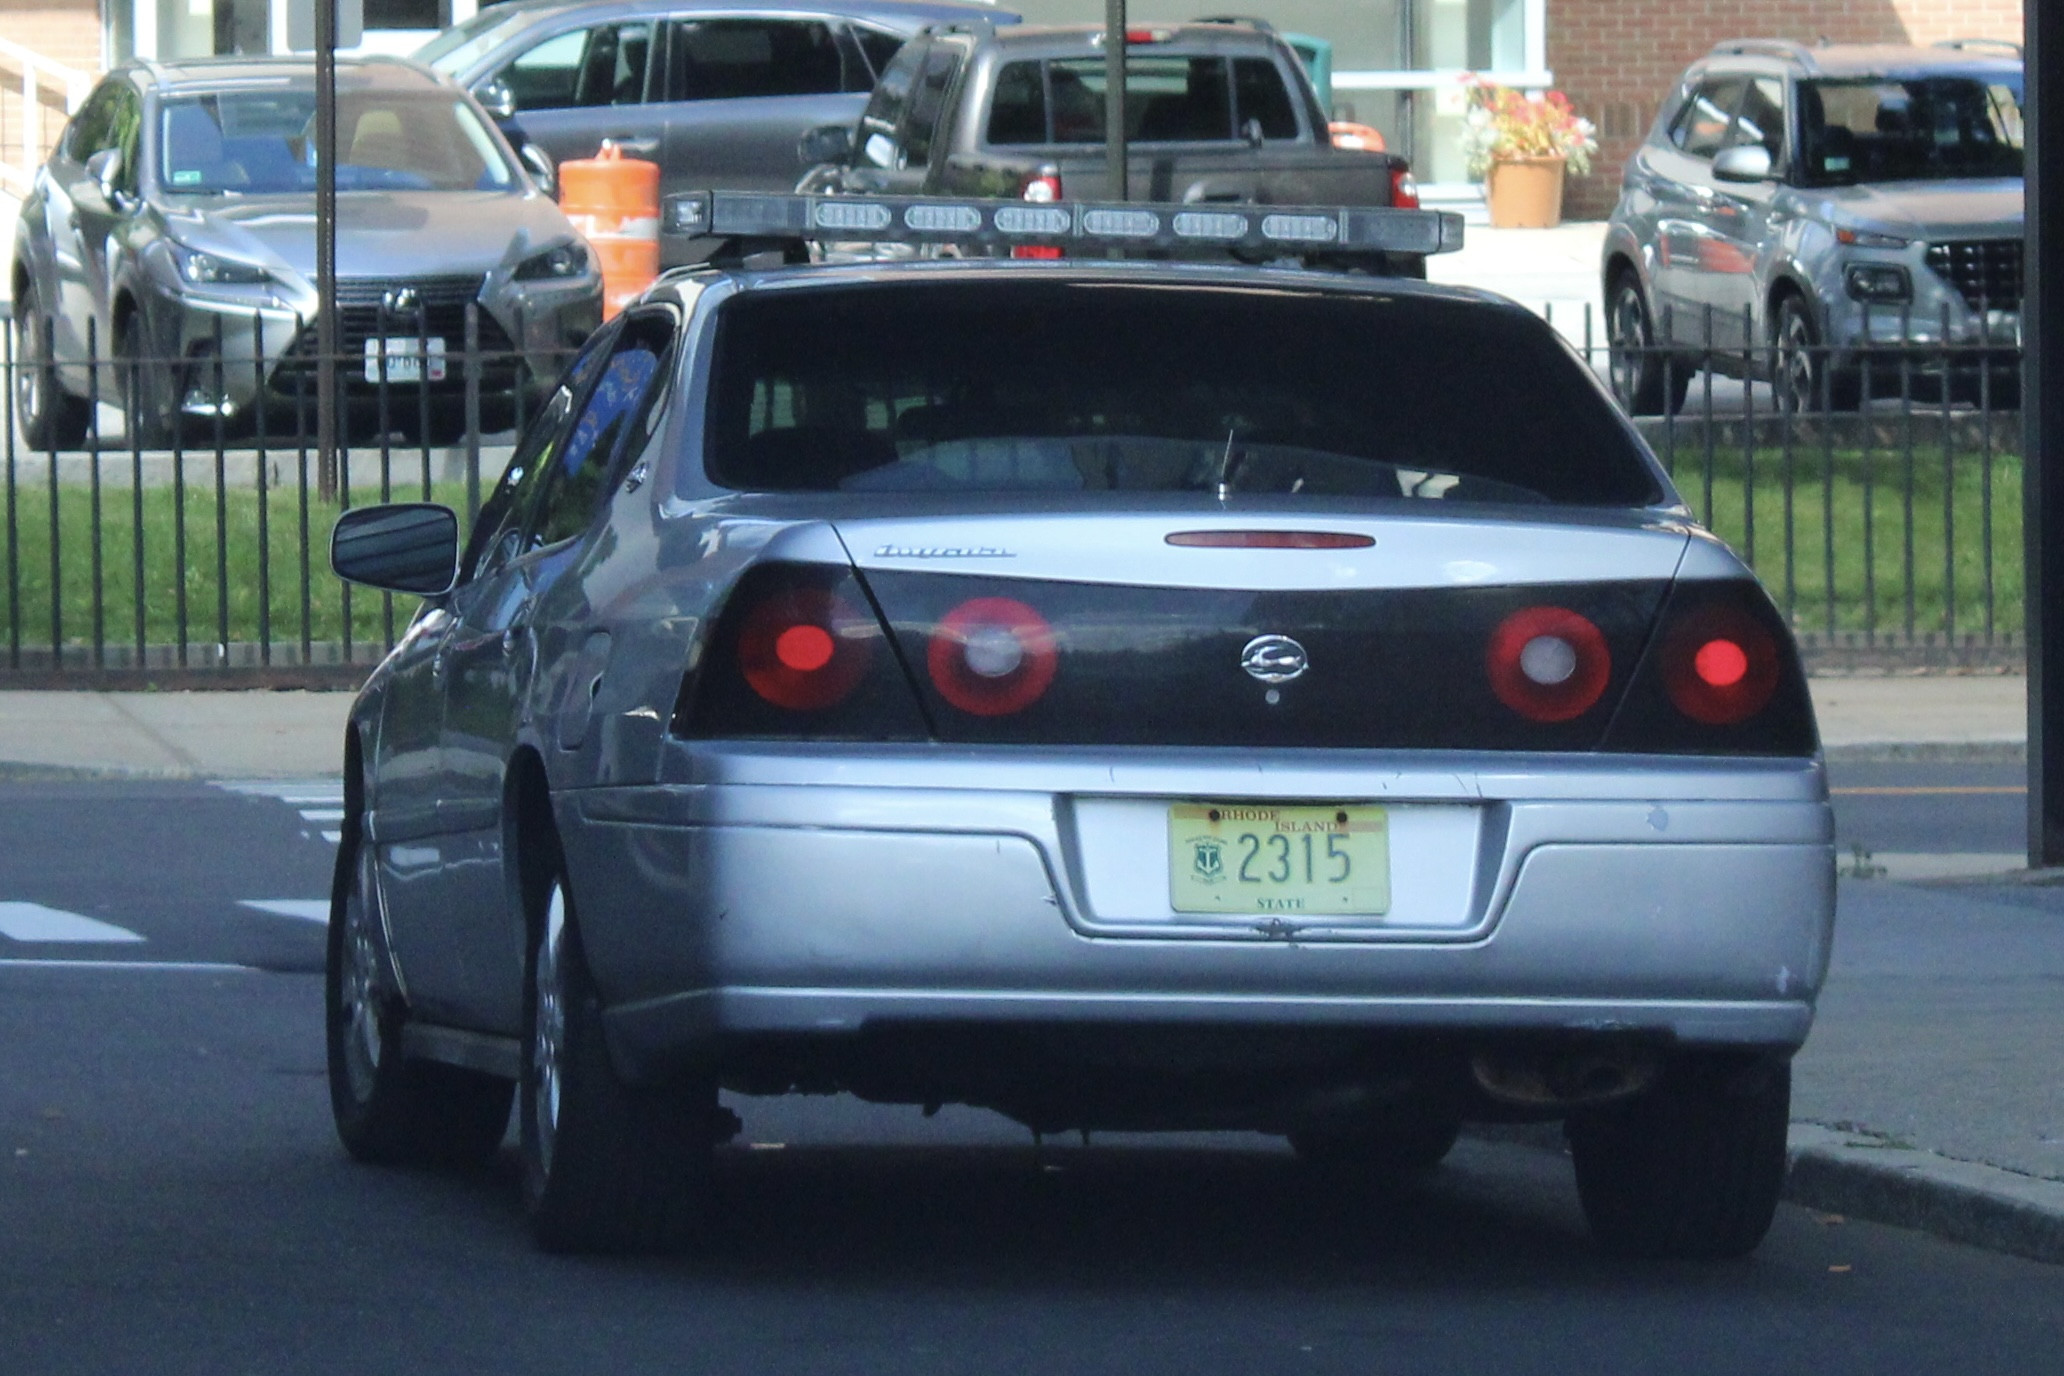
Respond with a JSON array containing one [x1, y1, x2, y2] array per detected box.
[[1485, 155, 1567, 229]]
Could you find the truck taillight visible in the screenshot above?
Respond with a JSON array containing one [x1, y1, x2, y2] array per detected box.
[[1016, 166, 1065, 259], [1390, 167, 1420, 210]]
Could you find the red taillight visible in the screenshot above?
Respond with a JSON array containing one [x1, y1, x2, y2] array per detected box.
[[1389, 166, 1420, 210], [927, 597, 1058, 716], [1015, 167, 1065, 259], [1124, 26, 1171, 43], [1662, 605, 1779, 725], [739, 587, 873, 711], [1486, 606, 1611, 723]]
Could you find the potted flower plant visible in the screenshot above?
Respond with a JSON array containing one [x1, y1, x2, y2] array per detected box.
[[1459, 76, 1599, 228]]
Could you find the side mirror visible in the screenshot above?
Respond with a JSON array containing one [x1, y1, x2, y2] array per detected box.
[[331, 503, 461, 596], [474, 78, 518, 121], [1712, 144, 1773, 183], [519, 143, 556, 197], [84, 147, 127, 208], [797, 123, 853, 168]]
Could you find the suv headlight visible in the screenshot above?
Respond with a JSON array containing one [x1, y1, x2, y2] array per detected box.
[[514, 241, 592, 281], [1845, 263, 1912, 304], [170, 244, 274, 287]]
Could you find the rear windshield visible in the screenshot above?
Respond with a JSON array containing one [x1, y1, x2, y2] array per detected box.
[[987, 55, 1298, 145], [701, 279, 1664, 507]]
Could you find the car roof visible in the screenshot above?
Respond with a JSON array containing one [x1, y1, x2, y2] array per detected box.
[[1701, 39, 2020, 81], [140, 53, 454, 95], [941, 20, 1284, 53], [661, 256, 1540, 318], [456, 0, 1013, 31]]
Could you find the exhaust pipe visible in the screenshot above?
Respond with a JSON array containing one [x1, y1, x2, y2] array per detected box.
[[1470, 1042, 1663, 1110]]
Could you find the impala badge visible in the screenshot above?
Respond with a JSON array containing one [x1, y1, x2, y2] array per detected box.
[[1240, 635, 1308, 684]]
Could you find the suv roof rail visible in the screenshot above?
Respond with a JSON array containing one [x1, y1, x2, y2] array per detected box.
[[1707, 38, 1822, 72], [926, 16, 998, 39], [1934, 37, 2023, 59], [1194, 15, 1278, 34]]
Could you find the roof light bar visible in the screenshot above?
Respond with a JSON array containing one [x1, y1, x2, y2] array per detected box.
[[664, 190, 1465, 258]]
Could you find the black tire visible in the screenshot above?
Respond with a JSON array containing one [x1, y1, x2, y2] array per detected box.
[[114, 314, 178, 450], [1771, 295, 1861, 414], [13, 283, 89, 451], [1567, 1054, 1791, 1260], [519, 822, 712, 1254], [1290, 1110, 1462, 1176], [326, 822, 515, 1168], [1606, 273, 1690, 417]]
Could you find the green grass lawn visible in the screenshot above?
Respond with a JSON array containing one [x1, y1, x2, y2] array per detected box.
[[0, 440, 2028, 660], [1659, 437, 2023, 640], [0, 477, 474, 658]]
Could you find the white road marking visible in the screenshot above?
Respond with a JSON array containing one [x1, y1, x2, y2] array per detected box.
[[239, 899, 331, 924], [299, 809, 346, 823], [0, 902, 147, 944], [214, 781, 346, 847]]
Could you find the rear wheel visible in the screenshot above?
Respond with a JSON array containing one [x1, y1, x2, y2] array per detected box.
[[13, 282, 89, 450], [326, 822, 514, 1167], [519, 822, 712, 1254], [1567, 1053, 1790, 1260], [1606, 273, 1690, 416]]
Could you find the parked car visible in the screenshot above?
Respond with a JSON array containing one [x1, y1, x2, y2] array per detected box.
[[10, 55, 603, 448], [416, 0, 1016, 217], [793, 18, 1426, 274], [1602, 38, 2024, 415], [324, 191, 1832, 1263]]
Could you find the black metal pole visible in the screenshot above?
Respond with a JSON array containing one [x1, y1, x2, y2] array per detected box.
[[1103, 0, 1126, 202], [2026, 1, 2062, 864], [315, 0, 340, 500]]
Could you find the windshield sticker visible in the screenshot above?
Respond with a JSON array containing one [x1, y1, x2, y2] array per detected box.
[[171, 169, 201, 184]]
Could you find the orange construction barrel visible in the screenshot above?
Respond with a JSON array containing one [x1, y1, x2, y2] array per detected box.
[[558, 140, 660, 318]]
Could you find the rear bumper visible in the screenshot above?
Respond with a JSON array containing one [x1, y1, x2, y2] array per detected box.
[[560, 746, 1835, 1075]]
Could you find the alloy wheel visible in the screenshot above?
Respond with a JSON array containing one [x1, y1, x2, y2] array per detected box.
[[530, 881, 569, 1178], [336, 845, 386, 1104], [1774, 307, 1819, 414], [1608, 284, 1650, 409]]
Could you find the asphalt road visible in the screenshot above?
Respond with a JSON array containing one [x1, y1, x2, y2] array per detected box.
[[1826, 758, 2026, 859], [3, 775, 2059, 1375]]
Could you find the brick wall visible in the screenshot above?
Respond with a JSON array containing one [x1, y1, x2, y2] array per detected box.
[[1547, 0, 2024, 220], [0, 0, 102, 183]]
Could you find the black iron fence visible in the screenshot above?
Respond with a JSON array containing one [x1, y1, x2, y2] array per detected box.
[[0, 298, 2025, 687]]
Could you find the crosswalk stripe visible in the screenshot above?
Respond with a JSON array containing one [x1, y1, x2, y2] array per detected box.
[[0, 959, 253, 972], [0, 902, 147, 944], [240, 900, 331, 924]]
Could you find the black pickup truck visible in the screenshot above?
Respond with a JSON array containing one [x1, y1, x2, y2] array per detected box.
[[796, 18, 1428, 274]]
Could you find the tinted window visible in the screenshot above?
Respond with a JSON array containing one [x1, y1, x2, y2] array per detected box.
[[1727, 76, 1785, 161], [854, 25, 906, 79], [1667, 76, 1745, 159], [667, 20, 847, 101], [532, 313, 675, 548], [896, 43, 965, 165], [462, 336, 615, 581], [1047, 56, 1233, 143], [64, 80, 124, 162], [1233, 57, 1297, 139], [986, 60, 1046, 144], [159, 91, 514, 194], [703, 282, 1662, 507], [502, 22, 651, 111], [1797, 75, 2023, 185]]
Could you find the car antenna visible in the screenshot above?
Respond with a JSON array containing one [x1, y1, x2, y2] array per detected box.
[[1215, 425, 1242, 501]]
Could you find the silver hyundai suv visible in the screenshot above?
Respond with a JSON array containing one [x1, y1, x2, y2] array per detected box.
[[1601, 38, 2023, 415]]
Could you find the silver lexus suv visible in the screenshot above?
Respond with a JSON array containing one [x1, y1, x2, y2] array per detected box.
[[1601, 38, 2023, 415]]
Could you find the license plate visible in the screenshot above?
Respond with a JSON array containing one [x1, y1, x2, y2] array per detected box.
[[1168, 803, 1390, 916], [363, 336, 447, 384]]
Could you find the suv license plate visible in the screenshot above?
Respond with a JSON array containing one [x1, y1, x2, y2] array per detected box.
[[1168, 803, 1390, 916], [364, 336, 448, 384]]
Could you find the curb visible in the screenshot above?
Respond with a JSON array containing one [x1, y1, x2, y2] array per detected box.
[[1785, 1125, 2064, 1267]]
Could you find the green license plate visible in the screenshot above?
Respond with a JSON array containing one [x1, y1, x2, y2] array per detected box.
[[1168, 803, 1390, 916]]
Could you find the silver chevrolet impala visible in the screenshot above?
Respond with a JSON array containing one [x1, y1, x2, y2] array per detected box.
[[326, 226, 1835, 1261]]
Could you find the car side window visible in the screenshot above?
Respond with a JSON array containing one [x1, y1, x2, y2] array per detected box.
[[1726, 76, 1786, 166], [528, 311, 678, 550], [502, 22, 652, 112], [896, 42, 965, 167], [105, 85, 142, 195], [852, 25, 906, 82], [665, 19, 849, 102], [63, 80, 122, 164], [858, 38, 924, 166], [1668, 76, 1747, 160]]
